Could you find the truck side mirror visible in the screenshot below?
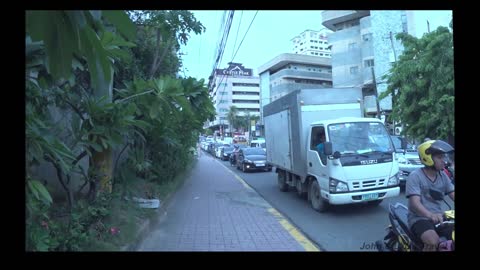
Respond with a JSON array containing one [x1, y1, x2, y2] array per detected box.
[[324, 142, 333, 156]]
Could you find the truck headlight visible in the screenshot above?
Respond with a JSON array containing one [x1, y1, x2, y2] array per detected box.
[[329, 177, 349, 193], [388, 174, 399, 186]]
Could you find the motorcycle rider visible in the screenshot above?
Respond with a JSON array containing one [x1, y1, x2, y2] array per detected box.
[[230, 145, 240, 166], [406, 140, 455, 251]]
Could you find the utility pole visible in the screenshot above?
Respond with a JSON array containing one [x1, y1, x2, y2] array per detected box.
[[427, 20, 430, 33], [389, 32, 397, 62], [389, 31, 399, 133], [371, 67, 381, 119]]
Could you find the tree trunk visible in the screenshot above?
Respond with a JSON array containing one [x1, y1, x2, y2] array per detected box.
[[90, 148, 113, 195], [88, 57, 114, 199]]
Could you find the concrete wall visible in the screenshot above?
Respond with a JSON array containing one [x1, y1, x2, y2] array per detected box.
[[370, 10, 406, 111], [329, 25, 363, 87], [30, 105, 130, 201]]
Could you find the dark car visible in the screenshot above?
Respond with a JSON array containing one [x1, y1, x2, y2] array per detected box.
[[221, 146, 235, 161], [236, 147, 272, 172]]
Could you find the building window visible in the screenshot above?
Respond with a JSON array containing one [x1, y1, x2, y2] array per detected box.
[[350, 66, 359, 75], [348, 42, 357, 50], [364, 59, 374, 68], [350, 21, 359, 27], [232, 100, 259, 104], [362, 33, 372, 42], [232, 83, 259, 87], [401, 12, 408, 33], [232, 91, 259, 96]]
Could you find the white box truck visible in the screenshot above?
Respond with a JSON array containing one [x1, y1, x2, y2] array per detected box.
[[264, 88, 400, 212]]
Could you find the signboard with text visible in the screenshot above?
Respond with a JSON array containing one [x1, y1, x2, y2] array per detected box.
[[215, 62, 252, 77]]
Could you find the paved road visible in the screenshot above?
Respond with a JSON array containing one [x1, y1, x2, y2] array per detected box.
[[216, 157, 453, 251]]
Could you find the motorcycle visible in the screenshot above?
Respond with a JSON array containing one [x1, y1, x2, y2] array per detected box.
[[444, 162, 455, 185], [376, 188, 454, 252], [229, 152, 237, 166]]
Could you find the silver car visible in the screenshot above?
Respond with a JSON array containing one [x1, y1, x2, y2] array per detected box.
[[391, 136, 423, 186]]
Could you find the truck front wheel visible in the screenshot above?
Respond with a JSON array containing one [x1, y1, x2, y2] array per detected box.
[[310, 180, 329, 212], [277, 170, 288, 192]]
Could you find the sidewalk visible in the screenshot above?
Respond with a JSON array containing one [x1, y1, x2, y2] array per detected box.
[[136, 151, 319, 251]]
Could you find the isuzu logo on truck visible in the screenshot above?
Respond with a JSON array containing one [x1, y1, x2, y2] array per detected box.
[[360, 159, 378, 165]]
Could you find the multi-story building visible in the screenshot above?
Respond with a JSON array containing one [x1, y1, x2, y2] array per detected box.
[[257, 53, 332, 135], [291, 29, 332, 58], [207, 62, 260, 135], [321, 10, 415, 120]]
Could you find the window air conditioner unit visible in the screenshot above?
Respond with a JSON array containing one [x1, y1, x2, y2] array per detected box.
[[395, 127, 403, 135]]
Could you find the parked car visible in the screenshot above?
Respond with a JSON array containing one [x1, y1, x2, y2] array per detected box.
[[215, 144, 231, 159], [210, 142, 223, 156], [220, 146, 234, 161], [236, 147, 272, 172], [391, 135, 423, 186]]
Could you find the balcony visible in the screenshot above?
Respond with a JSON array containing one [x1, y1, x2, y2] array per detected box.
[[322, 10, 370, 31], [362, 67, 373, 85], [232, 94, 259, 101], [364, 95, 378, 114], [231, 103, 260, 109]]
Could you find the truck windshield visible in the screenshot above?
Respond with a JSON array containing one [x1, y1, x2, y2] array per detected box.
[[327, 122, 394, 155]]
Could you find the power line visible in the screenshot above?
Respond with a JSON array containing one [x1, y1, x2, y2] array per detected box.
[[208, 11, 235, 91], [230, 10, 258, 63], [231, 11, 243, 60], [213, 11, 258, 94]]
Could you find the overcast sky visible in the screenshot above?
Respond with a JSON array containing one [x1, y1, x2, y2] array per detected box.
[[180, 10, 453, 82]]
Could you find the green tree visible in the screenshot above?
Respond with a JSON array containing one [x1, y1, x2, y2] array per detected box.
[[379, 23, 454, 144], [26, 10, 137, 206], [113, 10, 205, 89], [227, 105, 239, 133]]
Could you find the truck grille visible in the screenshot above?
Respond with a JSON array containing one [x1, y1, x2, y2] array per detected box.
[[352, 179, 385, 190]]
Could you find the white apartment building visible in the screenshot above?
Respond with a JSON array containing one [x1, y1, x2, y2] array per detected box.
[[257, 53, 332, 136], [207, 62, 260, 135], [291, 29, 332, 58], [321, 10, 416, 118]]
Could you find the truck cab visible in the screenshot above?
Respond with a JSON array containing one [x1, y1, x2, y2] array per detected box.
[[306, 118, 400, 211]]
